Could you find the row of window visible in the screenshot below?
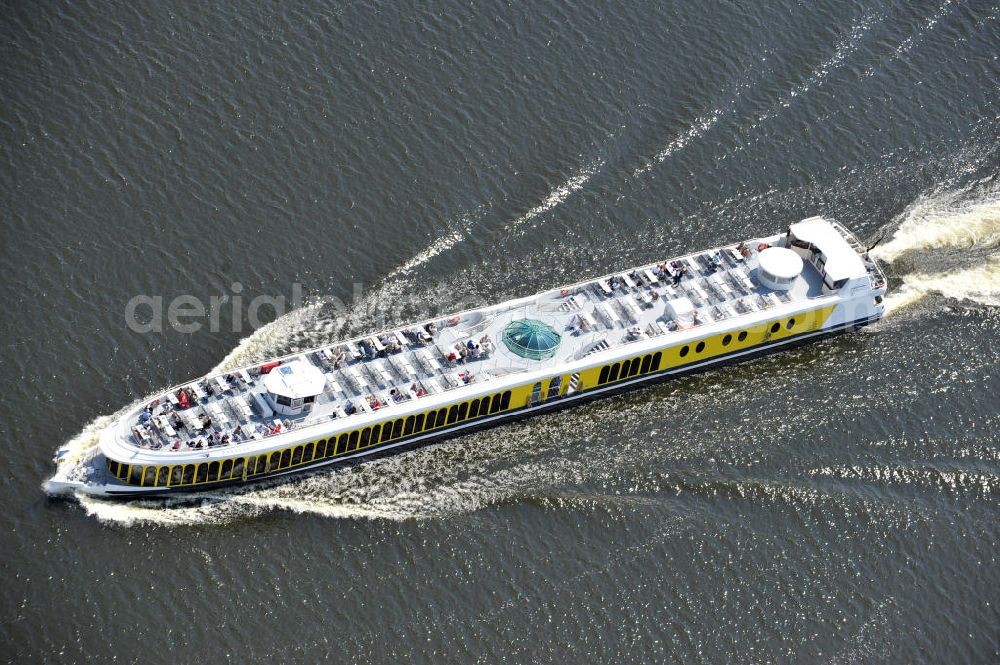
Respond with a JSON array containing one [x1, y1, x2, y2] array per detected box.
[[275, 394, 315, 407], [110, 390, 514, 487], [596, 351, 663, 386], [677, 316, 799, 360]]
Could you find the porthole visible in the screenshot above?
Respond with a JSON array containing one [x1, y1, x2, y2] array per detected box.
[[738, 331, 748, 342], [770, 322, 780, 334], [695, 341, 705, 353], [679, 345, 689, 358], [722, 334, 732, 346], [787, 318, 795, 329]]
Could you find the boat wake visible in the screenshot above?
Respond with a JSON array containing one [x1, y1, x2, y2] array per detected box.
[[873, 181, 1000, 315], [505, 161, 603, 235], [873, 183, 1000, 262]]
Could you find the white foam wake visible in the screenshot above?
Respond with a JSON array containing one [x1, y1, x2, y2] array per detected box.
[[883, 255, 1000, 314], [872, 187, 1000, 262], [874, 181, 1000, 314]]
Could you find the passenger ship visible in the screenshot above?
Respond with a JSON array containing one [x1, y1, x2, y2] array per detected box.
[[47, 217, 887, 498]]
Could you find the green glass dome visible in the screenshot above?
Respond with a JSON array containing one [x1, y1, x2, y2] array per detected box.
[[502, 318, 562, 361]]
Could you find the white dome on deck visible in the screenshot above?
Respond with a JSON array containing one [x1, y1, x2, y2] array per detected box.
[[756, 247, 803, 291]]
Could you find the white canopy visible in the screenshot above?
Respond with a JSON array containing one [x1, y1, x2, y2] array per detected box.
[[261, 360, 326, 399], [789, 217, 866, 284]]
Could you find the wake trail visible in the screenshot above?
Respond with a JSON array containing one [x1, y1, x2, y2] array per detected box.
[[873, 182, 1000, 315], [863, 0, 958, 77], [747, 10, 883, 133], [634, 9, 882, 177], [872, 185, 1000, 262]]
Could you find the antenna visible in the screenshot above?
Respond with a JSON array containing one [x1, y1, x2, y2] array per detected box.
[[866, 231, 888, 253]]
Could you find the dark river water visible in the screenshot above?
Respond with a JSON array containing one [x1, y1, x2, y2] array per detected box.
[[2, 1, 999, 662]]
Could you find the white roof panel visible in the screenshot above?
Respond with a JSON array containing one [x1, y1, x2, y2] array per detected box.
[[261, 360, 326, 399], [789, 217, 866, 283]]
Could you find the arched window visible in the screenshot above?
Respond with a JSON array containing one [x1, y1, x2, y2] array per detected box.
[[608, 363, 620, 382], [230, 458, 244, 479], [291, 446, 303, 465], [181, 465, 194, 485], [315, 439, 327, 458], [337, 434, 349, 455], [348, 431, 359, 451], [303, 443, 314, 463], [221, 459, 233, 480], [599, 366, 610, 384], [280, 449, 292, 468], [629, 357, 641, 376], [447, 406, 459, 424], [195, 464, 208, 483], [490, 394, 502, 413], [415, 414, 425, 430], [651, 352, 662, 371], [370, 424, 381, 443], [142, 466, 156, 486], [500, 391, 511, 410], [360, 428, 371, 447], [392, 419, 403, 438]]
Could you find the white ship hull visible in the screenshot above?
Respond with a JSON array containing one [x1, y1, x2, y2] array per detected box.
[[49, 217, 887, 500]]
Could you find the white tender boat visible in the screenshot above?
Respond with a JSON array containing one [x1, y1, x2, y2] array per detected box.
[[47, 217, 887, 499]]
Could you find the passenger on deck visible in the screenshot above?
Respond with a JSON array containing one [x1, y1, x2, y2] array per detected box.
[[368, 395, 382, 410], [379, 333, 398, 352], [411, 383, 427, 398], [425, 322, 438, 337], [331, 347, 346, 367], [460, 370, 474, 384], [344, 402, 357, 415]]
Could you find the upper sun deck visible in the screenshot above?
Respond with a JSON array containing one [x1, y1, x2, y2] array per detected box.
[[108, 218, 884, 462]]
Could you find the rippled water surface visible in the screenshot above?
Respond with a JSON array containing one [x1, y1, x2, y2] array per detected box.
[[2, 0, 999, 662]]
